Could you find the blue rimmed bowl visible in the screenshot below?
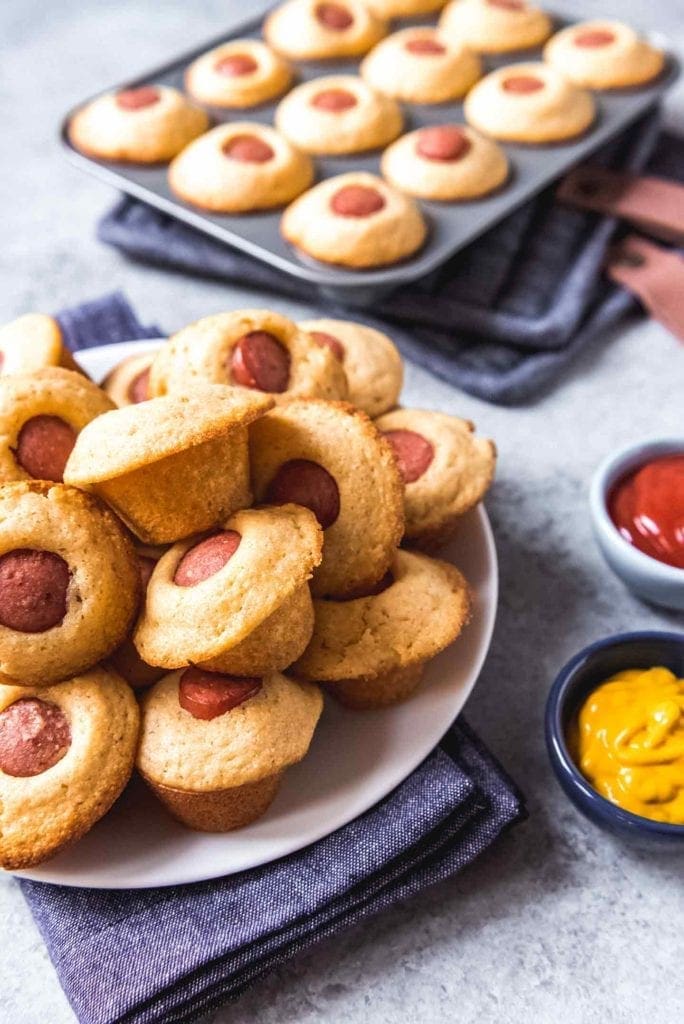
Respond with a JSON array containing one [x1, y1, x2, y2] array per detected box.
[[545, 631, 684, 849]]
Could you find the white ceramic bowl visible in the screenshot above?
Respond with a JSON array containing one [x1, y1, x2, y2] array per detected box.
[[589, 438, 684, 612]]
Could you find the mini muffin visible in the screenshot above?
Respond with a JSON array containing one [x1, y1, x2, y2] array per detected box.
[[149, 309, 348, 402], [0, 368, 115, 485], [185, 39, 292, 108], [464, 63, 595, 143], [274, 75, 402, 156], [250, 400, 404, 597], [544, 20, 665, 90], [376, 408, 496, 548], [294, 549, 470, 709], [64, 386, 272, 545], [68, 84, 209, 163], [299, 318, 402, 417], [137, 667, 322, 831], [382, 124, 509, 201], [0, 667, 139, 869], [360, 27, 481, 104], [264, 0, 387, 61], [168, 123, 313, 214], [0, 314, 84, 377], [134, 505, 322, 675], [108, 545, 166, 690], [439, 0, 552, 54], [0, 482, 139, 687], [102, 351, 157, 407], [365, 0, 446, 15], [281, 172, 427, 269]]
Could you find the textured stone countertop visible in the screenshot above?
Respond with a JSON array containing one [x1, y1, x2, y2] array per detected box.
[[1, 1, 683, 1021]]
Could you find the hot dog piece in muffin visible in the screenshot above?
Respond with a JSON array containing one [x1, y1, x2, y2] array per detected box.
[[274, 76, 402, 156], [0, 314, 84, 377], [464, 63, 595, 143], [282, 172, 427, 269], [439, 0, 551, 54], [185, 39, 292, 108], [149, 310, 347, 403], [137, 668, 322, 831], [0, 368, 115, 485], [168, 123, 313, 213], [361, 27, 481, 104], [102, 351, 156, 407], [543, 21, 665, 90], [0, 667, 140, 869], [250, 400, 404, 597], [294, 549, 470, 709], [382, 124, 508, 201], [68, 85, 209, 163], [64, 386, 272, 545], [134, 505, 322, 675], [376, 408, 496, 548], [264, 0, 387, 60], [0, 482, 139, 687], [299, 318, 402, 417]]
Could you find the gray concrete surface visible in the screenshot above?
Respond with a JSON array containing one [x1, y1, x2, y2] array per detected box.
[[1, 2, 683, 1022]]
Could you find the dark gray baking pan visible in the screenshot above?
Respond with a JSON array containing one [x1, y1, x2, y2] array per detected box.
[[60, 7, 679, 306]]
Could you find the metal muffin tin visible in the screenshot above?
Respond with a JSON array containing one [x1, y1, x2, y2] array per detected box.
[[60, 8, 679, 305]]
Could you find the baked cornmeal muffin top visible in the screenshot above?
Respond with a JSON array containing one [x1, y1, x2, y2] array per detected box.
[[64, 384, 273, 483], [137, 670, 323, 791], [0, 314, 72, 375], [294, 548, 470, 681]]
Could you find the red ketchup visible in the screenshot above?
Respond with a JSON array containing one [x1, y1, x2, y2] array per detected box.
[[608, 454, 684, 570]]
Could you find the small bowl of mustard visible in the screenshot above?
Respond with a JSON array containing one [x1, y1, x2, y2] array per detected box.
[[545, 631, 684, 848]]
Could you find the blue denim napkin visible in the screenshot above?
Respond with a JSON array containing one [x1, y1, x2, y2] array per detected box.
[[97, 112, 682, 404], [18, 293, 526, 1024]]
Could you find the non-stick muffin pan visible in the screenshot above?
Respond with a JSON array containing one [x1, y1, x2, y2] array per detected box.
[[60, 7, 679, 306]]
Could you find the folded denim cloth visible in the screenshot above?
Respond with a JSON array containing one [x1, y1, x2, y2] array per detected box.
[[97, 112, 683, 404], [18, 294, 526, 1024]]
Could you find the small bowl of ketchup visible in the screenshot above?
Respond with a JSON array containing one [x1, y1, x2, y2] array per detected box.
[[590, 438, 684, 611]]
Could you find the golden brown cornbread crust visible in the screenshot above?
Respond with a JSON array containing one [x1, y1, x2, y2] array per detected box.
[[146, 773, 283, 832], [0, 482, 140, 686], [365, 0, 446, 15], [294, 548, 470, 681], [360, 27, 481, 103], [102, 351, 157, 407], [543, 20, 665, 90], [375, 408, 496, 542], [150, 310, 347, 402], [134, 504, 322, 670], [439, 0, 552, 54], [0, 667, 140, 869], [264, 0, 387, 60], [0, 314, 83, 376], [0, 368, 115, 483], [249, 399, 404, 596], [137, 670, 323, 791], [298, 318, 403, 418], [184, 39, 293, 108]]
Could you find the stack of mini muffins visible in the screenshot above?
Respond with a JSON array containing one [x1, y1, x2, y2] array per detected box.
[[0, 306, 494, 869]]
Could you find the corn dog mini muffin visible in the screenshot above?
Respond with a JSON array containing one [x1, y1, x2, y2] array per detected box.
[[299, 318, 402, 417], [168, 123, 313, 214], [264, 0, 387, 61], [0, 482, 139, 687], [282, 172, 427, 269], [382, 125, 508, 201], [464, 63, 595, 143], [439, 0, 552, 54], [185, 39, 292, 108], [64, 386, 272, 545], [376, 408, 496, 548], [149, 310, 347, 402], [68, 85, 209, 163], [102, 351, 156, 407], [0, 667, 140, 869], [360, 27, 481, 104], [0, 368, 114, 486], [0, 314, 83, 377], [134, 505, 322, 674], [294, 549, 470, 709], [250, 400, 404, 597], [543, 21, 665, 90], [274, 76, 402, 156], [137, 667, 323, 831], [365, 0, 446, 15]]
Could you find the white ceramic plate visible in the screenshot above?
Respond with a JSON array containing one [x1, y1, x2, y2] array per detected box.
[[15, 340, 498, 889]]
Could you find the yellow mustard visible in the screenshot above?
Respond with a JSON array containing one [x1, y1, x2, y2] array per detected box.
[[572, 666, 684, 825]]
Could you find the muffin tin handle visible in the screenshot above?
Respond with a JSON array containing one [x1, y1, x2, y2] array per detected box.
[[605, 234, 684, 344]]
